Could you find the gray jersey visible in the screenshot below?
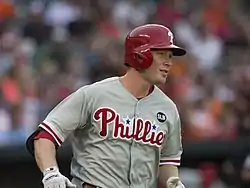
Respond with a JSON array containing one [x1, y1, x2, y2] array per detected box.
[[39, 77, 183, 188]]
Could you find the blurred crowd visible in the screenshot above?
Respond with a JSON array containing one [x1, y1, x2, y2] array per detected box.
[[1, 0, 250, 187], [1, 0, 250, 145]]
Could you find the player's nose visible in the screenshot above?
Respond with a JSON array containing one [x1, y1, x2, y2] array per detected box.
[[163, 59, 172, 67]]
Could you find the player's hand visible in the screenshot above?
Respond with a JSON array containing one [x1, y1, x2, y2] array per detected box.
[[42, 166, 76, 188], [166, 177, 185, 188]]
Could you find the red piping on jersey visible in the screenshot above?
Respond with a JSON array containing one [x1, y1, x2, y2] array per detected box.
[[34, 122, 63, 145], [160, 159, 180, 164], [34, 130, 58, 146], [41, 122, 63, 145]]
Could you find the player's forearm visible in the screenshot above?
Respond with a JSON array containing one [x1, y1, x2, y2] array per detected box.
[[34, 138, 58, 172], [159, 165, 179, 185]]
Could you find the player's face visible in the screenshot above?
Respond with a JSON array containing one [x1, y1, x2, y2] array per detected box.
[[141, 50, 173, 85]]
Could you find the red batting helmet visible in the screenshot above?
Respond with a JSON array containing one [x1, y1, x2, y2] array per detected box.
[[125, 24, 186, 70]]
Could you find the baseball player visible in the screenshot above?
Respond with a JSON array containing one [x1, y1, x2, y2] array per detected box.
[[26, 24, 186, 188]]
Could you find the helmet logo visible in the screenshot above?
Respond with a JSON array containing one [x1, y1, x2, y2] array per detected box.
[[168, 31, 174, 44]]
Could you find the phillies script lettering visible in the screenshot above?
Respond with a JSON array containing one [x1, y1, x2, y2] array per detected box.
[[94, 107, 166, 147]]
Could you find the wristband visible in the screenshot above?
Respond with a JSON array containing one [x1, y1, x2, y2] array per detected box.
[[43, 166, 59, 176]]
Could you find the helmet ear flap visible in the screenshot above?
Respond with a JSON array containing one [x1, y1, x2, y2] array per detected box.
[[133, 49, 153, 70]]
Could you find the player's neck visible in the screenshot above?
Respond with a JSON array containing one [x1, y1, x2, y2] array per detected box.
[[120, 71, 152, 99]]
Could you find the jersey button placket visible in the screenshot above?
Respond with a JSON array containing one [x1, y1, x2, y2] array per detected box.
[[128, 100, 141, 186]]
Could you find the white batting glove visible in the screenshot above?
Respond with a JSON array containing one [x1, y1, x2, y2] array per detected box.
[[166, 177, 185, 188], [42, 166, 76, 188]]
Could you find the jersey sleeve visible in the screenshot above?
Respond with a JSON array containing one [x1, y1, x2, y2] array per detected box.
[[38, 87, 89, 146], [160, 108, 183, 166]]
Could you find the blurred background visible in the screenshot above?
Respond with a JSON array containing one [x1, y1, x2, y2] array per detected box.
[[0, 0, 250, 187]]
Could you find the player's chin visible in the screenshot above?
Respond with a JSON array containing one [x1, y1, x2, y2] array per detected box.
[[154, 76, 167, 85]]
